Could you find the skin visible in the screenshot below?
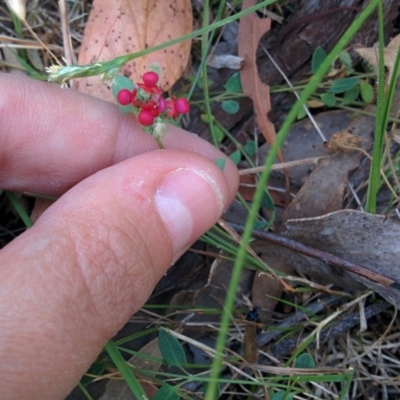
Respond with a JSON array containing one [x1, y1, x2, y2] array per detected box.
[[0, 74, 239, 399]]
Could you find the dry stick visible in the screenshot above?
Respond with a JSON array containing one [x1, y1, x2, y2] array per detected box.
[[228, 222, 397, 288], [239, 155, 332, 175], [59, 0, 76, 66], [268, 301, 390, 360]]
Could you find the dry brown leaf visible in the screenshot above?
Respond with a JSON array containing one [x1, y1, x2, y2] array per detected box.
[[325, 130, 366, 153], [238, 0, 290, 206], [237, 0, 276, 149], [284, 209, 400, 308], [355, 33, 400, 85], [73, 0, 193, 101]]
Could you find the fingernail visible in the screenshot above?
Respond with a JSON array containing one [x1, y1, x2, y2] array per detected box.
[[155, 169, 224, 254]]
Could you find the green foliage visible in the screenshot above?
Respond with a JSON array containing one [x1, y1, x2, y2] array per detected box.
[[229, 149, 241, 165], [261, 189, 275, 211], [342, 85, 360, 105], [224, 72, 242, 92], [206, 2, 382, 397], [222, 100, 240, 114], [243, 140, 257, 157], [158, 328, 187, 368], [294, 353, 316, 368], [320, 93, 336, 107], [339, 50, 352, 68], [200, 114, 225, 143], [111, 75, 135, 114], [311, 46, 327, 74], [327, 77, 359, 94], [104, 340, 148, 399], [214, 157, 226, 170], [153, 383, 179, 400], [360, 81, 374, 103], [272, 391, 293, 400]]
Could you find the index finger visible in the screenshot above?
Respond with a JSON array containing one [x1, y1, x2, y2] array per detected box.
[[0, 74, 238, 198]]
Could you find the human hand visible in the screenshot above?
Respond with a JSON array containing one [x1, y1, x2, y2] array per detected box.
[[0, 74, 238, 399]]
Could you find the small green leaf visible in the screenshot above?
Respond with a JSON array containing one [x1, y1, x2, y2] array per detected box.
[[339, 50, 352, 68], [111, 75, 135, 114], [243, 140, 257, 157], [153, 383, 179, 400], [214, 158, 226, 170], [261, 189, 274, 211], [221, 100, 240, 114], [158, 328, 187, 368], [294, 353, 315, 368], [230, 150, 241, 165], [311, 46, 327, 74], [320, 92, 337, 107], [254, 220, 270, 229], [224, 72, 242, 92], [197, 78, 214, 89], [272, 390, 293, 400], [327, 77, 359, 94], [200, 113, 214, 123], [342, 85, 360, 105], [214, 124, 225, 143], [360, 81, 374, 103]]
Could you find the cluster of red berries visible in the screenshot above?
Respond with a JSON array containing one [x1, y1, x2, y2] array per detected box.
[[117, 71, 190, 128]]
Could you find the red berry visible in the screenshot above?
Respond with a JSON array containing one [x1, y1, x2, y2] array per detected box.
[[117, 89, 132, 106], [142, 71, 159, 87], [175, 97, 190, 114], [157, 96, 167, 113], [138, 109, 155, 126]]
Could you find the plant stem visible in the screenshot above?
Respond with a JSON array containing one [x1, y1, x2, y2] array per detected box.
[[205, 1, 382, 398]]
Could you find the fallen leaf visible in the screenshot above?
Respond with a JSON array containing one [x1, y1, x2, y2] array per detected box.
[[282, 112, 372, 221], [355, 33, 400, 85], [238, 0, 289, 188], [284, 209, 400, 307], [73, 0, 192, 101], [238, 0, 291, 319]]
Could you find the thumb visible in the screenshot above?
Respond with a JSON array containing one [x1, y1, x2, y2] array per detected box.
[[0, 149, 238, 400]]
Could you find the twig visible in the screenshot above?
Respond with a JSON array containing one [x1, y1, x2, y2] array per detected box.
[[228, 222, 397, 287]]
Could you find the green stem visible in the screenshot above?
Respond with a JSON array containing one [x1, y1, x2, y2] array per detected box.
[[155, 137, 165, 149], [205, 1, 382, 398], [104, 340, 149, 400], [5, 191, 33, 228], [365, 3, 386, 213]]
